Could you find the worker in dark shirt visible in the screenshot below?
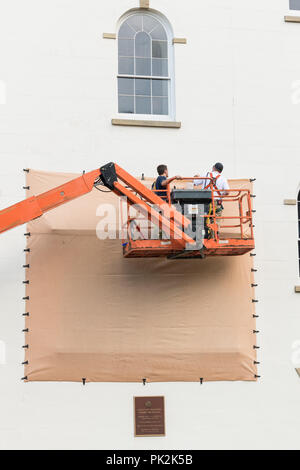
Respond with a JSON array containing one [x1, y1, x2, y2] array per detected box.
[[153, 164, 181, 200]]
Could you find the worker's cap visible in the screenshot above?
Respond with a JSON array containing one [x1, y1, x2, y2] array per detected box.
[[214, 162, 223, 173]]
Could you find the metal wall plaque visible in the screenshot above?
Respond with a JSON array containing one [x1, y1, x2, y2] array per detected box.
[[134, 396, 165, 437]]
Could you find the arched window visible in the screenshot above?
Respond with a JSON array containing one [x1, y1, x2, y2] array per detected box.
[[298, 190, 300, 275], [117, 11, 174, 119]]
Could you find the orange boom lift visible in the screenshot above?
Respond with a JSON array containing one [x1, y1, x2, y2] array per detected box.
[[0, 162, 255, 259]]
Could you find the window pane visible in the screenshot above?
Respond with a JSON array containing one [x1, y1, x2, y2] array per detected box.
[[290, 0, 300, 9], [127, 15, 143, 32], [119, 95, 134, 113], [136, 57, 151, 75], [136, 96, 151, 114], [118, 78, 134, 95], [150, 24, 167, 41], [118, 14, 171, 117], [152, 79, 168, 97], [152, 58, 168, 77], [118, 39, 134, 57], [119, 22, 135, 39], [142, 15, 159, 33], [135, 78, 151, 96], [119, 57, 134, 75], [152, 97, 168, 115], [152, 41, 168, 58], [135, 32, 151, 57]]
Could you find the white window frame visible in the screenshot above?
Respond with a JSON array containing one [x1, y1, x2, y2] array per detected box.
[[116, 10, 176, 122]]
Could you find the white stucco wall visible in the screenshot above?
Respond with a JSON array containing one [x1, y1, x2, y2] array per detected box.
[[0, 0, 299, 450]]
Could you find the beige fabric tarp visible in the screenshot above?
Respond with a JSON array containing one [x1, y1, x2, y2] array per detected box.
[[23, 170, 257, 382]]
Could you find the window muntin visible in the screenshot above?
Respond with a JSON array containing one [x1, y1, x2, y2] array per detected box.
[[118, 13, 171, 116], [290, 0, 300, 10]]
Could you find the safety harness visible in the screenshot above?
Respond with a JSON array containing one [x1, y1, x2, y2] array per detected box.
[[203, 172, 223, 200], [203, 173, 223, 239]]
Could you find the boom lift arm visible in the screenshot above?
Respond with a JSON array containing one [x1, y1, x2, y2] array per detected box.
[[0, 162, 194, 248]]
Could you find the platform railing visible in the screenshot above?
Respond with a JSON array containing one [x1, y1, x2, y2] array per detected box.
[[122, 177, 254, 243], [164, 177, 254, 242]]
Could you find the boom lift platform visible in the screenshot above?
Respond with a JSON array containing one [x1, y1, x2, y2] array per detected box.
[[0, 162, 255, 259]]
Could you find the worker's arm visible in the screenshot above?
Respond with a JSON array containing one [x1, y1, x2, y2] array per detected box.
[[193, 179, 203, 187], [193, 172, 208, 188], [221, 178, 230, 196], [161, 176, 182, 187]]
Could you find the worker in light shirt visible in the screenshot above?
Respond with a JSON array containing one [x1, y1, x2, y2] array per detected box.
[[194, 162, 229, 235]]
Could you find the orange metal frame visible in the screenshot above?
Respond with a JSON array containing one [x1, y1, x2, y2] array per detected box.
[[122, 177, 255, 258], [0, 165, 255, 259], [0, 170, 100, 234], [0, 165, 194, 248]]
